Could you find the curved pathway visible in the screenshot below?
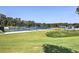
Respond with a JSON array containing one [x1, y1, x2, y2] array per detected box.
[[4, 29, 52, 34]]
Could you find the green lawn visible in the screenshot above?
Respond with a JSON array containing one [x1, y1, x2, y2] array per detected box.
[[0, 30, 79, 53]]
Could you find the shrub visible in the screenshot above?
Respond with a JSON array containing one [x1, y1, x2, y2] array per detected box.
[[42, 44, 78, 53]]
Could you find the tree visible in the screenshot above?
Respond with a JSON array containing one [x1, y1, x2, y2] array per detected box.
[[6, 17, 14, 26], [76, 6, 79, 14], [0, 13, 6, 27]]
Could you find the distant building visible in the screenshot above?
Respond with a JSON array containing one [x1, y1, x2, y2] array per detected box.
[[59, 25, 79, 30], [59, 25, 67, 28], [65, 26, 75, 30]]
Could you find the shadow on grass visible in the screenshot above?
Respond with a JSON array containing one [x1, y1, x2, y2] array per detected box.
[[42, 44, 78, 53]]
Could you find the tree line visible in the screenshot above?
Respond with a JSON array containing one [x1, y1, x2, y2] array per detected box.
[[0, 13, 79, 28]]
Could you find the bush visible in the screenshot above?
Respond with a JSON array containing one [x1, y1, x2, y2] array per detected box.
[[46, 30, 79, 38], [42, 44, 78, 53]]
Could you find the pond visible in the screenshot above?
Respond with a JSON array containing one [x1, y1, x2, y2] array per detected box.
[[5, 26, 48, 31]]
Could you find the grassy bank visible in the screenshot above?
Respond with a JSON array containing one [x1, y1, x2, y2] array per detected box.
[[0, 30, 79, 52]]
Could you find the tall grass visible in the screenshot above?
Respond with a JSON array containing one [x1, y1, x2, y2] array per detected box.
[[46, 30, 79, 38]]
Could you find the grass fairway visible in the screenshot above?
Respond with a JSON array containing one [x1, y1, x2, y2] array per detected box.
[[0, 30, 79, 53]]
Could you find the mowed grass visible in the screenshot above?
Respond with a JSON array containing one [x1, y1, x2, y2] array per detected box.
[[0, 29, 79, 53]]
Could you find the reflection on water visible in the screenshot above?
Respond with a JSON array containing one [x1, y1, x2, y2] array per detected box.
[[8, 26, 48, 31]]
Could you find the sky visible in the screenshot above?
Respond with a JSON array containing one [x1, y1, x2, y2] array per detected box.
[[0, 6, 79, 23]]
